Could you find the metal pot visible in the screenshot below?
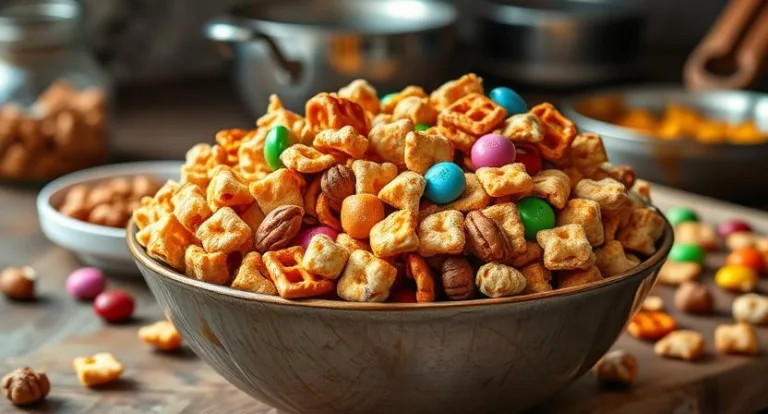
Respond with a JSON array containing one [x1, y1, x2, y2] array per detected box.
[[472, 0, 646, 87], [205, 0, 458, 117]]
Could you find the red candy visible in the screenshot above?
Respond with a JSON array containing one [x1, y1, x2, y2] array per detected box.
[[389, 290, 417, 303], [93, 290, 135, 323], [514, 143, 542, 176], [718, 219, 751, 238]]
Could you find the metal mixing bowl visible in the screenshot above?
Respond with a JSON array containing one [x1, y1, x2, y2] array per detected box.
[[561, 86, 768, 201]]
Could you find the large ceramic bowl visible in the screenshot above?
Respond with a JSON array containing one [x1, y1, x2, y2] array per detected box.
[[128, 218, 673, 414]]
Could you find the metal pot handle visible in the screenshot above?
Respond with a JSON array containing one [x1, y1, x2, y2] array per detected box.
[[205, 17, 303, 84]]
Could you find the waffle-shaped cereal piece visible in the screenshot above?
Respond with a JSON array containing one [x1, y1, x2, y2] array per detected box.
[[313, 126, 370, 159], [732, 293, 768, 325], [417, 210, 465, 257], [504, 241, 543, 268], [73, 353, 124, 387], [336, 233, 371, 254], [337, 249, 397, 302], [476, 163, 533, 198], [279, 144, 337, 174], [337, 79, 379, 115], [627, 311, 677, 341], [404, 130, 453, 175], [521, 262, 553, 294], [529, 102, 577, 162], [206, 167, 253, 212], [573, 178, 628, 211], [304, 92, 370, 137], [302, 234, 350, 280], [428, 125, 476, 154], [715, 323, 759, 356], [617, 207, 665, 255], [172, 184, 212, 233], [405, 254, 436, 302], [145, 215, 197, 271], [557, 198, 604, 246], [196, 207, 253, 254], [351, 160, 398, 194], [570, 133, 608, 173], [369, 210, 420, 258], [393, 96, 437, 126], [378, 171, 426, 212], [263, 246, 334, 299], [531, 169, 571, 209], [482, 203, 527, 256], [249, 169, 305, 214], [654, 330, 705, 361], [657, 261, 702, 285], [429, 73, 483, 112], [138, 320, 182, 351], [381, 85, 428, 114], [184, 245, 229, 285], [595, 241, 641, 277], [438, 93, 506, 136], [231, 252, 277, 295], [674, 221, 718, 251], [367, 119, 412, 165], [476, 262, 527, 298], [557, 266, 603, 289], [499, 113, 543, 144], [537, 224, 595, 271]]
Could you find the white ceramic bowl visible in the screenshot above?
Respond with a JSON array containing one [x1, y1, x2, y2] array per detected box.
[[37, 161, 182, 275]]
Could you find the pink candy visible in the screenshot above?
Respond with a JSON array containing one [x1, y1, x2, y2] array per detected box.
[[66, 267, 106, 300], [470, 134, 516, 169], [296, 226, 339, 250]]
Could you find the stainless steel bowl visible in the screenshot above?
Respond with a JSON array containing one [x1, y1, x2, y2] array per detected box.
[[472, 0, 646, 87], [205, 0, 458, 117], [562, 86, 768, 201]]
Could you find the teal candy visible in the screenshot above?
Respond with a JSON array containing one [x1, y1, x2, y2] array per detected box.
[[489, 87, 527, 115], [518, 197, 556, 240], [264, 125, 294, 171], [665, 207, 698, 226], [670, 244, 705, 264], [381, 92, 398, 106], [424, 162, 465, 204], [415, 123, 430, 131]]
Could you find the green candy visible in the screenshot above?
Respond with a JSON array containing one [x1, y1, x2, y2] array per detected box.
[[666, 207, 698, 226], [380, 92, 398, 106], [415, 123, 430, 131], [263, 125, 295, 171], [670, 244, 705, 264], [518, 197, 556, 241]]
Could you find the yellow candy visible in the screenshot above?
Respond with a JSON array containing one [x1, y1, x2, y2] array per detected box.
[[715, 265, 759, 293]]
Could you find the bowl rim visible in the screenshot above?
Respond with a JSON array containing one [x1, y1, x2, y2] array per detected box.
[[127, 208, 674, 311], [560, 84, 768, 149]]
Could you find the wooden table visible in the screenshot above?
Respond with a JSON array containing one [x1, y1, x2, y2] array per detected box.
[[2, 184, 768, 414]]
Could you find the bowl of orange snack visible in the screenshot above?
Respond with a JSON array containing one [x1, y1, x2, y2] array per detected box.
[[562, 86, 768, 201], [127, 74, 672, 414]]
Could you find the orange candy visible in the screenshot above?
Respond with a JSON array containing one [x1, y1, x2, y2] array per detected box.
[[626, 311, 677, 341], [726, 247, 766, 273], [340, 194, 385, 239]]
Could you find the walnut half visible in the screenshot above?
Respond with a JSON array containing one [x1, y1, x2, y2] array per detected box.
[[1, 367, 50, 406]]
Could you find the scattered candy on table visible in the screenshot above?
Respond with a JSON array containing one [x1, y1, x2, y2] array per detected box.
[[669, 243, 706, 264], [718, 219, 752, 238], [665, 207, 699, 227], [93, 290, 135, 323], [715, 265, 759, 293], [66, 267, 106, 300], [725, 247, 766, 273]]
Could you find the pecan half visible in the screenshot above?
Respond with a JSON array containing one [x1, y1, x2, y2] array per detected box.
[[321, 165, 355, 210], [441, 256, 475, 300], [254, 205, 303, 253], [464, 210, 507, 262]]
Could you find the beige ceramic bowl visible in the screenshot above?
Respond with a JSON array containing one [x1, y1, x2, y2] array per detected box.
[[128, 217, 673, 414]]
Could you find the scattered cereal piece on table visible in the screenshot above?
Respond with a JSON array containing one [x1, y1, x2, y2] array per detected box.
[[654, 330, 706, 361], [139, 320, 183, 351], [73, 353, 124, 387], [732, 293, 768, 325], [592, 350, 638, 386], [657, 260, 702, 286], [641, 295, 664, 312], [714, 322, 759, 356], [674, 281, 714, 314]]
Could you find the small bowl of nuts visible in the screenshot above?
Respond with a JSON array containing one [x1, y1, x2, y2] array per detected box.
[[37, 161, 181, 274]]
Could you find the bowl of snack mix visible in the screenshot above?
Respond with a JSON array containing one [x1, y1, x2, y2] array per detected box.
[[562, 86, 768, 201], [127, 74, 673, 414], [38, 161, 181, 274]]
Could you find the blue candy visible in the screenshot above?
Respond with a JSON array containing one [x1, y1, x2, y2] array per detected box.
[[489, 87, 527, 115], [424, 162, 466, 204]]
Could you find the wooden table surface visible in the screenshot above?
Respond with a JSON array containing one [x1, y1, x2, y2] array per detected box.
[[3, 181, 768, 414]]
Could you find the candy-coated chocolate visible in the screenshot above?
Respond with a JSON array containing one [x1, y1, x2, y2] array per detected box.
[[414, 123, 430, 132], [66, 267, 105, 300], [297, 226, 339, 251], [518, 197, 556, 240], [718, 219, 752, 238], [669, 244, 705, 264], [715, 265, 759, 292], [489, 87, 527, 115], [424, 162, 466, 204], [726, 248, 766, 273], [470, 134, 516, 169], [380, 92, 398, 106], [665, 207, 698, 226], [94, 290, 135, 323], [264, 125, 295, 171], [389, 289, 417, 303], [514, 143, 543, 176]]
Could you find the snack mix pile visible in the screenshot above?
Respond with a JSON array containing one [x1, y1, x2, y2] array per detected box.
[[132, 73, 665, 303]]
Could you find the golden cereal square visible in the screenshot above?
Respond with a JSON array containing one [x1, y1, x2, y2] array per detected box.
[[417, 210, 465, 257]]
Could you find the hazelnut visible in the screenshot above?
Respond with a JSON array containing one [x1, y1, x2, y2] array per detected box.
[[1, 367, 50, 406], [0, 267, 36, 300], [674, 281, 714, 314]]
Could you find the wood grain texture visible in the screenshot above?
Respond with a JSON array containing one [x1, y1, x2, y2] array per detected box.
[[1, 184, 768, 413]]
